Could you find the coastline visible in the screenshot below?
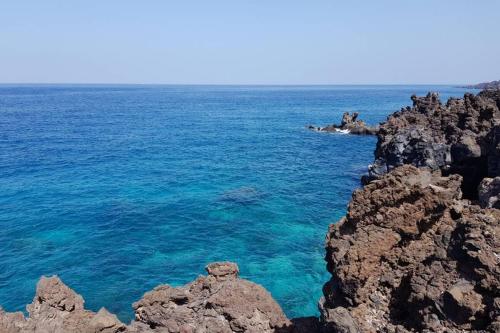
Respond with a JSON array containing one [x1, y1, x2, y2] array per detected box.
[[1, 88, 499, 332]]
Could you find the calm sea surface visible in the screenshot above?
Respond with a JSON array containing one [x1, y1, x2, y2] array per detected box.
[[0, 85, 472, 321]]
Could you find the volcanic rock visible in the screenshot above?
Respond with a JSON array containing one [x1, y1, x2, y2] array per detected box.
[[321, 165, 500, 332], [308, 112, 379, 135], [0, 263, 302, 333], [132, 262, 291, 333], [0, 276, 126, 333], [367, 90, 500, 200], [478, 177, 500, 209]]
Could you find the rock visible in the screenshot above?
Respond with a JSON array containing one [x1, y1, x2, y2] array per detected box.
[[0, 265, 296, 333], [0, 276, 126, 333], [487, 124, 500, 178], [289, 317, 320, 333], [319, 304, 359, 333], [478, 177, 500, 208], [133, 262, 291, 333], [205, 262, 239, 280], [308, 112, 379, 135], [321, 165, 500, 332], [367, 90, 500, 199], [443, 281, 483, 324]]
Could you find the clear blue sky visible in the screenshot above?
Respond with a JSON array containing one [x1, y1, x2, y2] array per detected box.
[[1, 0, 499, 84]]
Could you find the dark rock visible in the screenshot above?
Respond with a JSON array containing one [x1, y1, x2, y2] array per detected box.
[[308, 112, 379, 135], [367, 90, 500, 199], [478, 177, 500, 208], [319, 303, 359, 333], [443, 280, 483, 324], [290, 317, 321, 333]]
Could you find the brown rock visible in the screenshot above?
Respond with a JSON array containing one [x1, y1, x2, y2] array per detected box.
[[0, 266, 294, 333], [132, 262, 291, 333], [205, 262, 239, 281], [0, 276, 126, 333], [321, 165, 500, 332]]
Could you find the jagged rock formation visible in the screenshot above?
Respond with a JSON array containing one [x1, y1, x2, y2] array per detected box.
[[0, 262, 316, 333], [308, 112, 379, 135], [130, 262, 291, 333], [0, 276, 125, 333], [321, 165, 500, 332], [367, 90, 500, 202]]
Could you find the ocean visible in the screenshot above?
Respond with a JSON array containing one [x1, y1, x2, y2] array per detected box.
[[0, 85, 472, 322]]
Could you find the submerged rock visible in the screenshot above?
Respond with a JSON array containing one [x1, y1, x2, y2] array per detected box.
[[321, 165, 500, 332], [308, 112, 379, 135], [218, 186, 264, 205]]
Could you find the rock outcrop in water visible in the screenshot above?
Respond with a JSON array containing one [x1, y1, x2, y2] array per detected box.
[[0, 262, 317, 333], [366, 90, 500, 201], [321, 165, 500, 332], [308, 112, 379, 135]]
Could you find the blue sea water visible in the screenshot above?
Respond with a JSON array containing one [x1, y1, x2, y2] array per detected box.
[[0, 85, 472, 322]]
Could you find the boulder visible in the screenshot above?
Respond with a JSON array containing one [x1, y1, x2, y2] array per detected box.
[[132, 262, 291, 333]]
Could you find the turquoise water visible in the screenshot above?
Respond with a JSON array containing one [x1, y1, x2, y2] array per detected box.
[[0, 85, 470, 321]]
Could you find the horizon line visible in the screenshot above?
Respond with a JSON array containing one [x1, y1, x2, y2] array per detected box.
[[0, 82, 476, 86]]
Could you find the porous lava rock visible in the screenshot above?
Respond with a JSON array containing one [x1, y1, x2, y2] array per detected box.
[[367, 90, 500, 200], [0, 263, 310, 333], [131, 262, 292, 333], [321, 165, 500, 332], [0, 276, 126, 333]]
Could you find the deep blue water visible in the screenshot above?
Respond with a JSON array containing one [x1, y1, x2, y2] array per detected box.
[[0, 85, 472, 322]]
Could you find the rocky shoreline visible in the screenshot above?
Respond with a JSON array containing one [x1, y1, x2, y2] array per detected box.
[[1, 90, 499, 332], [461, 80, 500, 90]]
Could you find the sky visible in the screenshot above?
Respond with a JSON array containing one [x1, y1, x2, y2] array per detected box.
[[1, 0, 499, 85]]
